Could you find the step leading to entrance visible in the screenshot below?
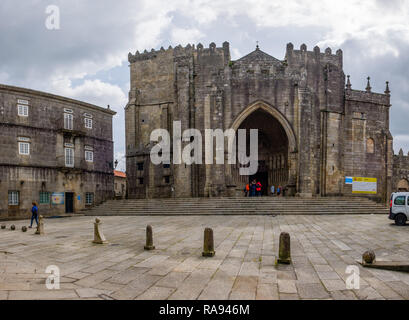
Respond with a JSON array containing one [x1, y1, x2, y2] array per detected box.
[[83, 197, 389, 216]]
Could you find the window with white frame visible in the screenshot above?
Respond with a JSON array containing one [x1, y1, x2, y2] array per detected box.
[[85, 150, 93, 162], [19, 142, 30, 155], [65, 147, 74, 167], [8, 191, 19, 205], [17, 104, 29, 117], [17, 99, 29, 117], [85, 192, 94, 205], [84, 117, 92, 129], [64, 113, 73, 130]]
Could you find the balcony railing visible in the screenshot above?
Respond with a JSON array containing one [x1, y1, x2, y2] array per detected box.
[[56, 155, 89, 171], [55, 155, 113, 173], [56, 118, 87, 136]]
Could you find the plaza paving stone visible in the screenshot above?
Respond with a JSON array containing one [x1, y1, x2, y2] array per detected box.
[[0, 214, 409, 300]]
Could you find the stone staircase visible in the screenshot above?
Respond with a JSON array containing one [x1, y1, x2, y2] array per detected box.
[[83, 197, 389, 216]]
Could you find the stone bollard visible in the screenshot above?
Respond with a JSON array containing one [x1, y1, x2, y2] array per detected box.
[[144, 225, 155, 250], [362, 250, 376, 264], [22, 226, 27, 232], [2, 224, 6, 229], [277, 232, 291, 264], [10, 225, 15, 231], [35, 215, 45, 235], [93, 218, 107, 244], [202, 228, 215, 257]]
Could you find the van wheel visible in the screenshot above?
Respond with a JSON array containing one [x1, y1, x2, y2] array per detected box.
[[395, 214, 407, 226]]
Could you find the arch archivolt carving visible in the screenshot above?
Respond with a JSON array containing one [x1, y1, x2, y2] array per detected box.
[[230, 100, 297, 153]]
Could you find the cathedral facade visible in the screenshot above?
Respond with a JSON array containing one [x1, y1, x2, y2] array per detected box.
[[125, 41, 396, 202]]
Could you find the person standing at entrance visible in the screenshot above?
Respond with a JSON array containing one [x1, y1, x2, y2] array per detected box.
[[250, 180, 257, 197], [277, 185, 281, 197], [270, 185, 275, 196], [256, 181, 262, 196], [244, 183, 249, 197], [29, 202, 39, 228]]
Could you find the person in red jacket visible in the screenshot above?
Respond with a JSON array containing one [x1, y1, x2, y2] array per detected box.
[[256, 181, 262, 196]]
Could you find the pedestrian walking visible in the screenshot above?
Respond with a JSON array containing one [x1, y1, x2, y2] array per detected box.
[[29, 202, 39, 228], [277, 185, 281, 197]]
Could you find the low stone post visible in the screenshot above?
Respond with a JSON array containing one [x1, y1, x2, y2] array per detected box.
[[92, 218, 107, 244], [22, 226, 27, 232], [1, 225, 5, 229], [144, 225, 155, 250], [362, 250, 376, 264], [10, 225, 15, 231], [35, 215, 44, 235], [277, 232, 291, 264], [202, 228, 215, 257]]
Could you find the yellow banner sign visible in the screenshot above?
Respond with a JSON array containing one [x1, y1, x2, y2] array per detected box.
[[352, 177, 377, 194]]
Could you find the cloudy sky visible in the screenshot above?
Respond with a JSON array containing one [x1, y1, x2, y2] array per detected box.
[[1, 0, 409, 171]]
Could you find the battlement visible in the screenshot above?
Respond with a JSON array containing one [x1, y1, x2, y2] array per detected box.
[[285, 42, 343, 68], [128, 42, 230, 63]]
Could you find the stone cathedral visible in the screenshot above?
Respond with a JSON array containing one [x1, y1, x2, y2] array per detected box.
[[125, 41, 406, 202]]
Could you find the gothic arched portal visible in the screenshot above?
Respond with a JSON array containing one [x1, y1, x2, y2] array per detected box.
[[229, 101, 298, 196]]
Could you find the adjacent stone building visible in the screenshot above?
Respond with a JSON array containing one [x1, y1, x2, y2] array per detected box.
[[114, 170, 127, 199], [393, 149, 409, 192], [0, 84, 116, 219], [125, 41, 402, 202]]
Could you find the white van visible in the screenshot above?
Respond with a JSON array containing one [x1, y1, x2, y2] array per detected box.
[[389, 192, 409, 225]]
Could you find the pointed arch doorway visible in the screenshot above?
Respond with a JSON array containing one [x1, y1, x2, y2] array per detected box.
[[229, 101, 298, 196]]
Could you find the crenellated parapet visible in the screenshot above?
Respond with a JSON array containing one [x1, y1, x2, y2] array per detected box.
[[128, 46, 173, 63], [128, 42, 230, 63], [285, 43, 343, 69]]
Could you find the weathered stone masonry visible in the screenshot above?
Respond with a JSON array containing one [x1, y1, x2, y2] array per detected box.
[[393, 149, 409, 192], [0, 84, 116, 219], [125, 41, 403, 202]]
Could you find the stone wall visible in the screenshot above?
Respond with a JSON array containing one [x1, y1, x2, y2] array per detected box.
[[393, 150, 409, 193], [342, 87, 393, 202], [114, 176, 126, 199]]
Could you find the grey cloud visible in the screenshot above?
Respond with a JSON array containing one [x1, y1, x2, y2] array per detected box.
[[0, 0, 142, 86], [339, 35, 409, 152]]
